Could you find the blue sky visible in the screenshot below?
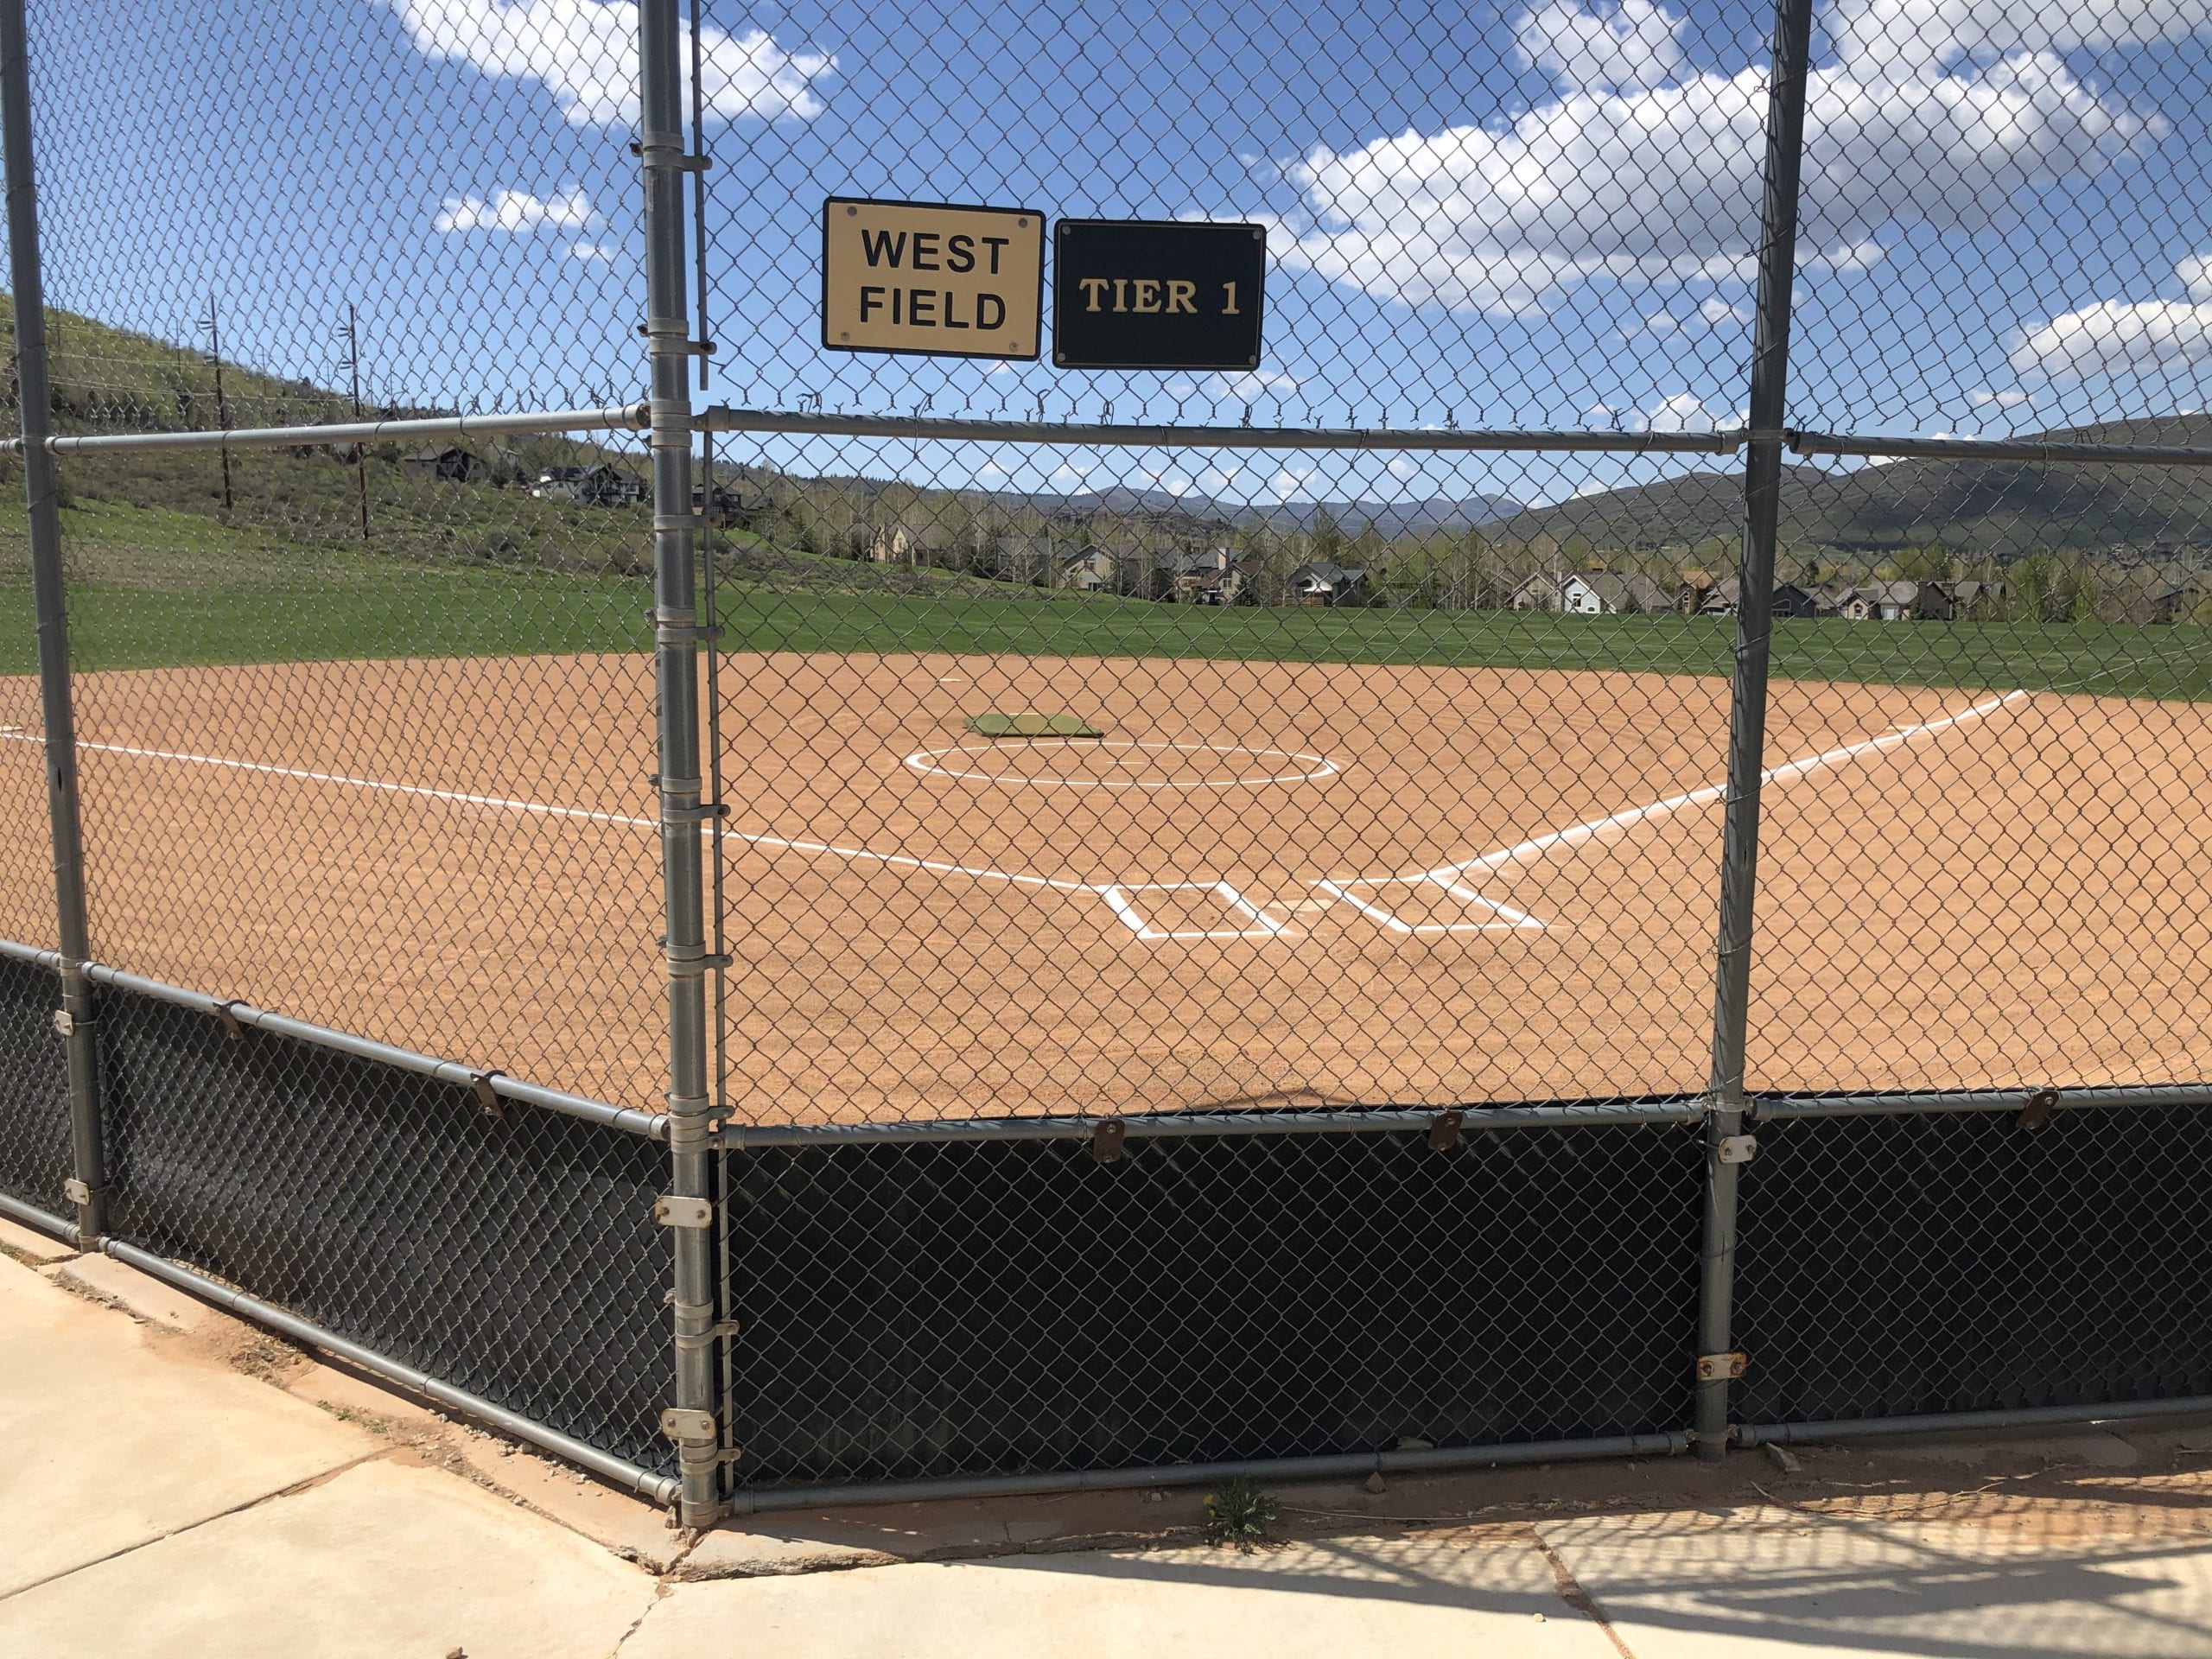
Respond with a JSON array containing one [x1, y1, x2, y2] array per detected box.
[[16, 0, 2212, 509]]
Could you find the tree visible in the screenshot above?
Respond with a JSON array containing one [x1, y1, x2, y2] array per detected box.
[[1308, 506, 1344, 564]]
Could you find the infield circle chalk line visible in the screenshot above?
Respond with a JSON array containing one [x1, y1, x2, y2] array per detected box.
[[1414, 690, 2028, 885], [905, 739, 1339, 789]]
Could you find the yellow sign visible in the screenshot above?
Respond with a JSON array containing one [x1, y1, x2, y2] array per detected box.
[[822, 198, 1043, 360]]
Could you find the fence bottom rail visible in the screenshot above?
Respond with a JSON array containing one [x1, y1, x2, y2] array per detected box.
[[1738, 1397, 2212, 1448], [724, 1431, 1693, 1515]]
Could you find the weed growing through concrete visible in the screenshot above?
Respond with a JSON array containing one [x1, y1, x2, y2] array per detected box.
[[1205, 1478, 1280, 1551]]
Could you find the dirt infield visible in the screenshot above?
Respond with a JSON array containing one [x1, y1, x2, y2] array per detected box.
[[2, 650, 2207, 1122]]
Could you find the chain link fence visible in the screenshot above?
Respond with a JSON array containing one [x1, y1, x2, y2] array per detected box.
[[1, 0, 2209, 1519]]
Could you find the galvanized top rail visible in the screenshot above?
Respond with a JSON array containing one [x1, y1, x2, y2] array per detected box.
[[698, 405, 1749, 454], [0, 404, 652, 457], [75, 962, 666, 1140]]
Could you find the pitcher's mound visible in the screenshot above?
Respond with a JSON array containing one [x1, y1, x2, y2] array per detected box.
[[965, 711, 1104, 738]]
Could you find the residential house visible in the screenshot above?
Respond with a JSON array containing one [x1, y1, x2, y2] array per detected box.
[[2153, 582, 2205, 623], [1287, 561, 1368, 606], [1838, 580, 1920, 620], [531, 464, 645, 506], [1509, 572, 1562, 611], [1688, 576, 1818, 618], [1169, 547, 1239, 605], [1915, 579, 2009, 621], [868, 524, 919, 565], [401, 445, 489, 484], [1560, 571, 1671, 614], [694, 478, 762, 526], [1058, 544, 1120, 592]]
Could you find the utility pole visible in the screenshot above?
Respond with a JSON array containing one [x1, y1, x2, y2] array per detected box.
[[198, 293, 232, 511], [337, 302, 368, 537]]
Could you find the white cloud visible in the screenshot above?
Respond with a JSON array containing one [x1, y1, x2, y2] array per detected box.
[[1699, 296, 1755, 326], [2009, 299, 2212, 378], [1968, 386, 2033, 406], [1635, 392, 1740, 431], [566, 239, 615, 260], [1274, 0, 2163, 316], [1826, 0, 2212, 72], [435, 188, 596, 232], [1515, 0, 1684, 92], [2010, 248, 2212, 378], [392, 0, 835, 127], [1267, 464, 1317, 501]]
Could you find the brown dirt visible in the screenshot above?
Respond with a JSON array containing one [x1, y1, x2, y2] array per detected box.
[[0, 650, 2206, 1122]]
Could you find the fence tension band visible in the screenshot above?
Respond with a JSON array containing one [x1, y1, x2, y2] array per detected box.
[[653, 1194, 713, 1229]]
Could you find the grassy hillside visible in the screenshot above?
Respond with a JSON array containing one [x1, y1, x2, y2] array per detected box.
[[1485, 423, 2212, 568]]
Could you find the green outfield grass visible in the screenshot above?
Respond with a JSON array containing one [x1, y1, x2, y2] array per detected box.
[[3, 502, 2207, 701]]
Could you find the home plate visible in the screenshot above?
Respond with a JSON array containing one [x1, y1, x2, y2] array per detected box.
[[1313, 875, 1544, 934]]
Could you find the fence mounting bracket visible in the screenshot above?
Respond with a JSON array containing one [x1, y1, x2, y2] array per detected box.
[[653, 1195, 714, 1229], [1717, 1134, 1758, 1166], [650, 619, 725, 645], [664, 802, 730, 825], [629, 141, 711, 172], [1695, 1351, 1749, 1382], [213, 1001, 247, 1041], [62, 1177, 90, 1207], [658, 1407, 718, 1442], [1090, 1118, 1127, 1163], [2016, 1088, 2061, 1133], [49, 1007, 73, 1037], [1427, 1109, 1464, 1152], [471, 1071, 505, 1118]]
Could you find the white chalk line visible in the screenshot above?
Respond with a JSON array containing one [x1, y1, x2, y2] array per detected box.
[[1414, 690, 2029, 885], [5, 691, 2023, 944], [0, 733, 1096, 895]]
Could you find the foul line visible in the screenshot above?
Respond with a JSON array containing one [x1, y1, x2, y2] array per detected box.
[[1417, 689, 2028, 883], [0, 733, 1088, 893]]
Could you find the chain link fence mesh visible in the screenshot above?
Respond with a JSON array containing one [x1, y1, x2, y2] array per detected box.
[[1736, 1105, 2212, 1427], [0, 947, 67, 1217], [725, 1121, 1702, 1486], [0, 0, 2209, 1502]]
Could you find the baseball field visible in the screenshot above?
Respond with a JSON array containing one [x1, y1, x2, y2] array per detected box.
[[2, 616, 2206, 1123]]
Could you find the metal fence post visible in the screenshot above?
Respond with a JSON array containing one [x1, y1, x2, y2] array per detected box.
[[3, 0, 104, 1250], [1697, 0, 1814, 1460], [637, 0, 720, 1528]]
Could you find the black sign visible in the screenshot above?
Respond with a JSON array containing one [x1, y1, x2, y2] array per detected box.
[[1052, 219, 1266, 371]]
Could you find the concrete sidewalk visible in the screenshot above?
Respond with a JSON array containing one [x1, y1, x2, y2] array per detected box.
[[7, 1217, 2212, 1657]]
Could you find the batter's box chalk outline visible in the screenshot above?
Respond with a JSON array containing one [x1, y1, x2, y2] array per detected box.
[[1099, 881, 1291, 941], [1312, 874, 1547, 935]]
